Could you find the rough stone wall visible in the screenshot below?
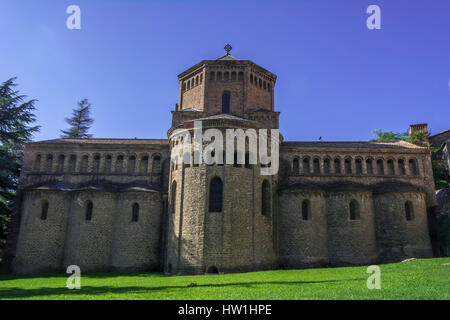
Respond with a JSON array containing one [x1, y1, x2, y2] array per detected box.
[[12, 191, 70, 274], [111, 191, 162, 271], [277, 143, 435, 267], [278, 190, 328, 268], [12, 189, 163, 274], [373, 191, 432, 261], [63, 191, 116, 272], [166, 123, 277, 274], [325, 191, 378, 265], [9, 139, 169, 274]]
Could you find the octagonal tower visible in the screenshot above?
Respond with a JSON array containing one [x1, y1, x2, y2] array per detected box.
[[172, 47, 279, 130], [164, 47, 280, 274]]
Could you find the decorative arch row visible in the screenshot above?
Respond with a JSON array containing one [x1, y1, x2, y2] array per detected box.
[[171, 151, 257, 171], [182, 73, 203, 92], [291, 156, 420, 176], [32, 152, 164, 175], [249, 73, 272, 92], [39, 200, 141, 222], [208, 70, 244, 82]]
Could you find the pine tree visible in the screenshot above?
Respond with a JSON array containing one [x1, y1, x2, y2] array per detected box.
[[60, 98, 94, 138], [0, 77, 40, 257]]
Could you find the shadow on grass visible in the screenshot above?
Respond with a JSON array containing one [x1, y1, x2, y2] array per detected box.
[[0, 272, 167, 282], [0, 278, 365, 299]]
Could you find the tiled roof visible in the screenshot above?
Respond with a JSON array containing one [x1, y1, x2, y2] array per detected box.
[[282, 140, 425, 149], [31, 138, 169, 145]]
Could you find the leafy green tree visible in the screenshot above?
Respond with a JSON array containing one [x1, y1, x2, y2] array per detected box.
[[60, 98, 94, 138], [371, 129, 404, 142], [0, 77, 40, 258], [371, 129, 429, 147]]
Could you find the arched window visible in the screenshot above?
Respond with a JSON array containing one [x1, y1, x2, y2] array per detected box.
[[366, 158, 373, 174], [238, 72, 244, 80], [85, 201, 93, 221], [80, 155, 88, 173], [69, 154, 77, 172], [46, 154, 53, 172], [355, 158, 363, 175], [263, 81, 267, 89], [128, 155, 136, 173], [224, 71, 229, 80], [293, 158, 300, 175], [105, 155, 112, 173], [195, 76, 199, 86], [349, 200, 360, 220], [231, 72, 236, 80], [405, 201, 414, 221], [209, 71, 215, 80], [92, 155, 100, 173], [40, 201, 49, 220], [313, 158, 320, 174], [250, 74, 254, 83], [222, 92, 230, 113], [217, 71, 222, 81], [345, 158, 352, 174], [303, 157, 310, 174], [200, 74, 203, 84], [170, 181, 177, 214], [409, 159, 418, 175], [376, 159, 384, 175], [324, 158, 331, 174], [116, 155, 124, 173], [259, 78, 262, 88], [387, 159, 395, 175], [268, 83, 272, 92], [398, 159, 406, 175], [57, 154, 65, 172], [209, 177, 223, 212], [334, 158, 341, 174], [301, 200, 310, 220], [261, 180, 271, 216], [132, 203, 139, 222], [140, 155, 149, 173], [152, 155, 161, 173], [34, 154, 42, 171]]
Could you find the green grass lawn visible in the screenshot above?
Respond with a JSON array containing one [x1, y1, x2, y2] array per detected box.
[[0, 258, 449, 300]]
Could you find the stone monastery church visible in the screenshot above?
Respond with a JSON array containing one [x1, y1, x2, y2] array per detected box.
[[7, 48, 436, 274]]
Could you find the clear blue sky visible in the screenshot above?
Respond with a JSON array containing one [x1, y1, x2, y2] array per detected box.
[[1, 0, 449, 142]]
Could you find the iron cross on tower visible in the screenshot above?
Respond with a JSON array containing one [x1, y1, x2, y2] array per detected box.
[[224, 44, 232, 55]]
